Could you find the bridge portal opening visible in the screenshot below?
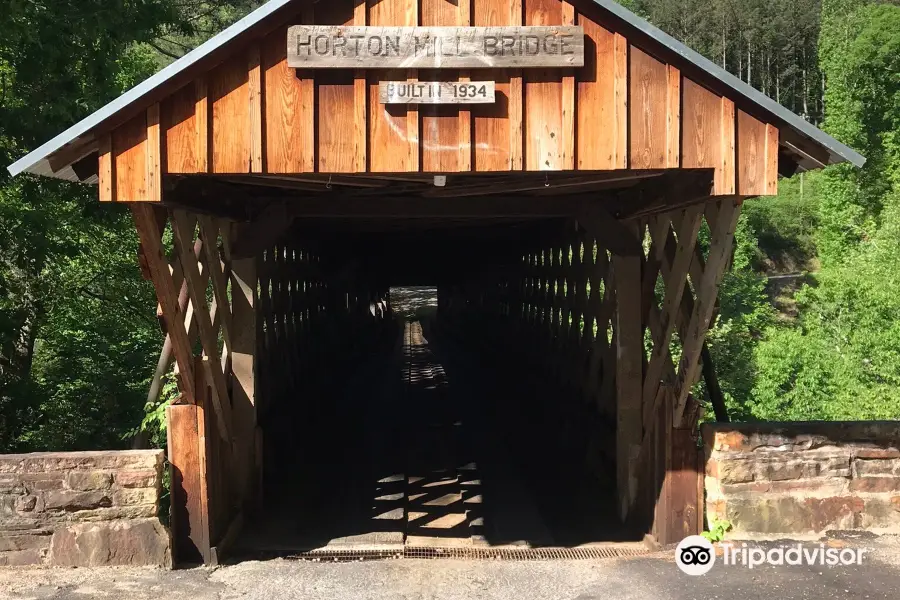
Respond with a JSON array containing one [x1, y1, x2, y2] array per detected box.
[[232, 220, 636, 556]]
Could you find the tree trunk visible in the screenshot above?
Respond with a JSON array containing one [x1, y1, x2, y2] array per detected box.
[[701, 342, 729, 423]]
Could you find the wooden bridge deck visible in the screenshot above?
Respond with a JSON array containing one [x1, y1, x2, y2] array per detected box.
[[232, 294, 635, 558]]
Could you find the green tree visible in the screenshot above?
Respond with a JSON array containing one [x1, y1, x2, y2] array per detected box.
[[751, 1, 900, 421], [0, 0, 255, 451]]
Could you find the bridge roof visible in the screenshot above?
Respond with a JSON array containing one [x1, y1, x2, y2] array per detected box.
[[8, 0, 864, 182]]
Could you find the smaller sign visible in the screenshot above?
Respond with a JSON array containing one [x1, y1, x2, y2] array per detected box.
[[380, 81, 496, 104]]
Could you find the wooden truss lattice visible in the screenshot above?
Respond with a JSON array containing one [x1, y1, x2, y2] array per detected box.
[[444, 197, 742, 526], [137, 203, 394, 563], [255, 239, 393, 416], [133, 204, 260, 562], [133, 205, 237, 440]]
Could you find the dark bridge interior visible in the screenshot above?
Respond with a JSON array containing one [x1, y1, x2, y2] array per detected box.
[[231, 213, 641, 556]]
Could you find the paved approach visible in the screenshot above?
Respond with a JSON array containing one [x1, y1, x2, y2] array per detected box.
[[2, 536, 900, 600]]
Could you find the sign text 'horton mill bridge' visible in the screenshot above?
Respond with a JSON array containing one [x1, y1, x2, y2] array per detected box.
[[7, 0, 862, 566]]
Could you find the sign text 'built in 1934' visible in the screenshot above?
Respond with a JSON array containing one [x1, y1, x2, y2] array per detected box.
[[287, 26, 585, 69], [379, 81, 496, 104]]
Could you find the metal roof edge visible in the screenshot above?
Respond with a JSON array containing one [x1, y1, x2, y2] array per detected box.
[[7, 0, 296, 177], [589, 0, 865, 168]]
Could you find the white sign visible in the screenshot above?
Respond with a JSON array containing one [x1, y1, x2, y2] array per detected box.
[[287, 26, 585, 69], [379, 81, 496, 104]]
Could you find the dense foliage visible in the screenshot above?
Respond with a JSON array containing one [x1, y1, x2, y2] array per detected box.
[[747, 1, 900, 421], [0, 0, 896, 453], [0, 1, 257, 452]]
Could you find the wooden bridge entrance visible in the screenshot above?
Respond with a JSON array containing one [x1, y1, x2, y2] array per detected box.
[[7, 0, 861, 566]]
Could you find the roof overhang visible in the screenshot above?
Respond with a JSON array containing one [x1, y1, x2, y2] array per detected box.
[[7, 0, 865, 182]]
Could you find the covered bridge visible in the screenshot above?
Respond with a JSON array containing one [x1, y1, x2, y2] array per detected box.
[[9, 0, 862, 565]]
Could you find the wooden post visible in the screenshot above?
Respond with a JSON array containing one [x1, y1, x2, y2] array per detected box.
[[650, 389, 703, 545], [167, 400, 210, 564], [613, 226, 643, 520]]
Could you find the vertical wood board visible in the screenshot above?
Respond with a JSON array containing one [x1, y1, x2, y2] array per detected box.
[[720, 97, 736, 195], [264, 20, 315, 173], [666, 66, 681, 168], [682, 78, 722, 190], [249, 45, 264, 173], [765, 123, 779, 195], [167, 403, 209, 564], [421, 0, 471, 172], [211, 55, 251, 173], [613, 241, 643, 520], [146, 104, 162, 202], [113, 112, 148, 201], [629, 47, 668, 170], [163, 84, 201, 174], [737, 109, 767, 196], [525, 0, 565, 171], [367, 0, 418, 173], [473, 0, 522, 172], [577, 17, 626, 170], [99, 134, 114, 201], [316, 0, 363, 172]]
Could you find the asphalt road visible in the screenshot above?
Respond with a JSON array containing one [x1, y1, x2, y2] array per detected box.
[[2, 536, 900, 600]]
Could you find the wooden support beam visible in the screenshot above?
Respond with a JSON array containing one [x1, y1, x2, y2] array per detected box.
[[610, 170, 715, 220], [132, 205, 195, 402], [232, 197, 582, 221], [578, 203, 642, 257], [613, 230, 643, 519], [198, 217, 233, 352], [424, 172, 664, 198], [145, 230, 203, 411], [230, 204, 293, 259], [642, 206, 703, 410], [171, 210, 233, 440], [230, 226, 259, 509], [48, 139, 100, 174], [641, 386, 703, 546], [673, 198, 742, 424]]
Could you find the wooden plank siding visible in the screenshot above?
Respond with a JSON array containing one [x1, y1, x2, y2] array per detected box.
[[421, 0, 472, 172], [315, 0, 363, 173], [473, 0, 523, 172], [210, 55, 252, 174], [98, 0, 779, 200], [112, 112, 149, 201], [577, 16, 627, 170], [682, 78, 737, 195], [629, 47, 669, 170], [368, 0, 418, 173], [263, 20, 314, 174], [524, 0, 574, 171]]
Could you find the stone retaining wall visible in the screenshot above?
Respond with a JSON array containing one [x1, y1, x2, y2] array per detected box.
[[0, 450, 170, 567], [704, 422, 900, 536]]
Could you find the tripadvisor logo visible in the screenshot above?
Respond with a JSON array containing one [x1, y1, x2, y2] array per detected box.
[[676, 536, 870, 575], [676, 536, 716, 576]]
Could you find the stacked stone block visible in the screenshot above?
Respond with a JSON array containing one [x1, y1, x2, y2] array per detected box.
[[0, 450, 170, 567], [704, 422, 900, 536]]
